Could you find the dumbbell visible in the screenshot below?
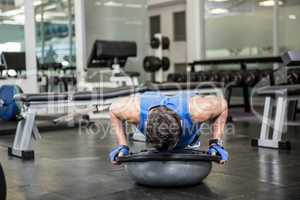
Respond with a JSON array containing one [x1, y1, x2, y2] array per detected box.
[[143, 56, 170, 73], [219, 71, 232, 84], [257, 69, 275, 84], [175, 73, 187, 82], [231, 71, 244, 86], [167, 73, 186, 83], [143, 56, 161, 72], [162, 57, 170, 71], [209, 72, 221, 82], [167, 74, 176, 82], [287, 71, 300, 84], [244, 71, 258, 87], [198, 72, 210, 82], [257, 70, 271, 81], [189, 73, 199, 82], [151, 36, 170, 50]]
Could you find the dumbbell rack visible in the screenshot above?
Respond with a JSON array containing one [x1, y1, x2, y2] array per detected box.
[[143, 34, 170, 83], [190, 56, 282, 112]]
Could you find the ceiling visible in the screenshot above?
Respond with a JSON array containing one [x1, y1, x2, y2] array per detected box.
[[0, 0, 300, 24]]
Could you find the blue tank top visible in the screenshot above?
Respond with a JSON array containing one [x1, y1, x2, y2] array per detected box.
[[139, 91, 201, 148]]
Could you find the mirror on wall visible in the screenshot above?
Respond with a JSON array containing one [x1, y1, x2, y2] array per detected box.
[[35, 0, 75, 67], [0, 0, 25, 56], [84, 0, 148, 82]]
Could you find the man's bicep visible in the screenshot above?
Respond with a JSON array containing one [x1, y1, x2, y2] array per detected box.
[[190, 96, 227, 122], [110, 96, 140, 123]]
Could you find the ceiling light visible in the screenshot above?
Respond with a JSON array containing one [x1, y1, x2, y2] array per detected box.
[[208, 0, 229, 2], [210, 8, 229, 14], [259, 0, 283, 7], [44, 12, 67, 18], [104, 1, 123, 7], [34, 0, 43, 6], [95, 1, 102, 6], [1, 20, 21, 25], [0, 8, 23, 17], [288, 14, 296, 20], [43, 5, 58, 11], [125, 4, 143, 8]]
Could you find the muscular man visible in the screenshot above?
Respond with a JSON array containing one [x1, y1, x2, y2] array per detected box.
[[109, 91, 229, 165]]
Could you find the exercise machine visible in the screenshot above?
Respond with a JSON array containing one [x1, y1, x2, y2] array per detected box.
[[0, 52, 28, 92], [1, 52, 27, 78], [1, 52, 77, 93], [82, 40, 140, 90], [39, 62, 77, 92]]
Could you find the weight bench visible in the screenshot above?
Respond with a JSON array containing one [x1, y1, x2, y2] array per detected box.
[[85, 40, 140, 89], [9, 82, 224, 160], [251, 85, 300, 150]]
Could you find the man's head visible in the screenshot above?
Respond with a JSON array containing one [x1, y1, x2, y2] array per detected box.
[[146, 106, 182, 151]]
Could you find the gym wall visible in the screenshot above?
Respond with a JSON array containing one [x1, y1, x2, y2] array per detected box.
[[206, 5, 300, 58], [148, 1, 300, 73], [148, 1, 187, 77]]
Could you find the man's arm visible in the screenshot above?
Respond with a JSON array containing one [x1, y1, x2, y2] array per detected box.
[[211, 105, 228, 140], [109, 96, 140, 146], [110, 110, 128, 146], [109, 96, 140, 164], [190, 96, 229, 163], [189, 95, 228, 140]]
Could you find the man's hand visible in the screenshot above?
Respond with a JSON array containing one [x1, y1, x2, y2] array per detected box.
[[109, 145, 129, 165], [208, 144, 229, 164]]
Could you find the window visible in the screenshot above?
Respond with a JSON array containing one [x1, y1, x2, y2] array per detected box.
[[149, 15, 161, 38], [173, 11, 186, 41], [0, 0, 25, 55]]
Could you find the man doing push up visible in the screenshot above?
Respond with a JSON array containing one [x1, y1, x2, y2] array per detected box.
[[109, 91, 229, 165]]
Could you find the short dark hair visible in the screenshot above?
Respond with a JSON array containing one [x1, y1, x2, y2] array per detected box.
[[146, 106, 182, 151]]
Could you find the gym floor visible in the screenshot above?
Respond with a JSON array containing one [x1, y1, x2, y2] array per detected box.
[[0, 117, 300, 200]]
